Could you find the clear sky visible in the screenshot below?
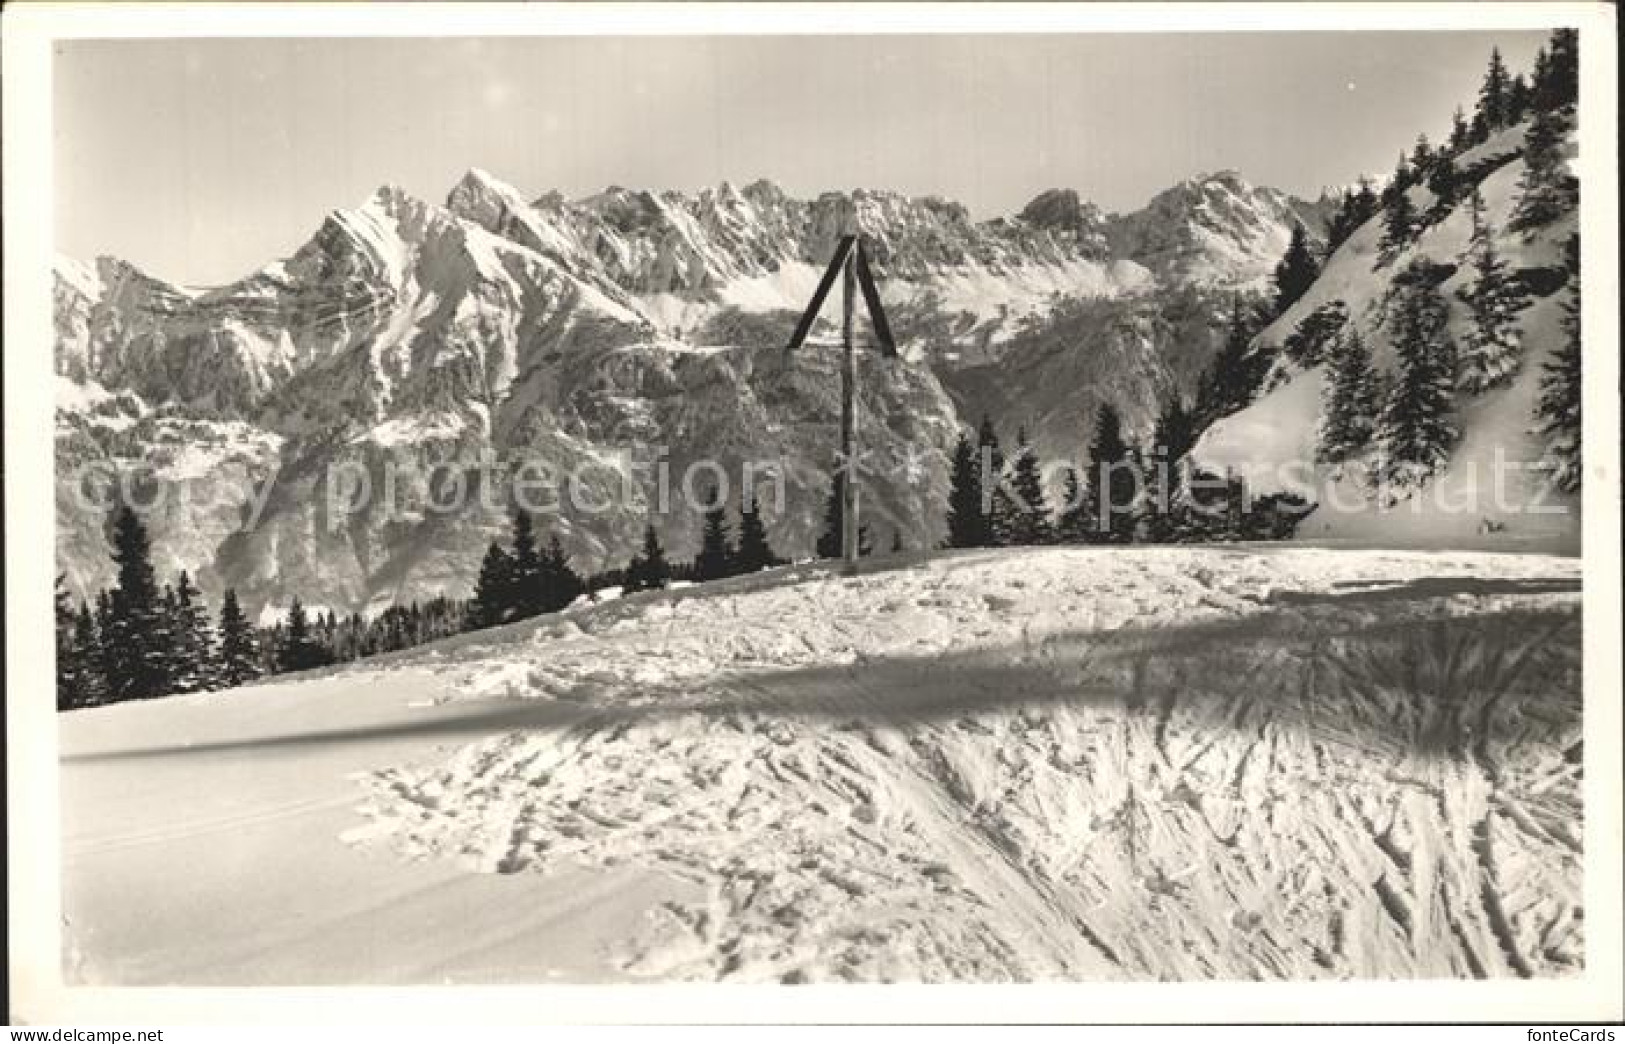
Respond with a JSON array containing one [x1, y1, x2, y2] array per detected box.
[[55, 31, 1548, 287]]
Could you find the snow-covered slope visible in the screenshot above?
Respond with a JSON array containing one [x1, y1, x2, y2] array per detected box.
[[56, 169, 1328, 614], [1194, 122, 1580, 553], [63, 546, 1582, 984]]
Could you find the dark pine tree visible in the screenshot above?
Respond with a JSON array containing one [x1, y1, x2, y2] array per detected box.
[[1374, 262, 1458, 491], [72, 602, 107, 707], [944, 429, 987, 549], [1316, 327, 1381, 465], [168, 571, 216, 693], [1506, 74, 1532, 126], [692, 485, 735, 582], [104, 506, 172, 701], [1151, 394, 1196, 465], [216, 588, 262, 688], [1532, 29, 1577, 114], [624, 524, 671, 593], [816, 472, 873, 559], [540, 534, 585, 611], [508, 509, 543, 618], [277, 596, 334, 673], [1458, 187, 1528, 392], [1378, 174, 1419, 265], [1509, 107, 1577, 234], [1196, 299, 1270, 424], [1476, 47, 1512, 133], [1066, 402, 1137, 544], [978, 416, 1013, 547], [1271, 221, 1320, 318], [1003, 427, 1052, 546], [1535, 234, 1582, 492], [1425, 151, 1461, 217], [467, 541, 515, 629], [1409, 133, 1435, 178], [56, 576, 82, 711], [734, 489, 780, 573], [1447, 105, 1472, 155]]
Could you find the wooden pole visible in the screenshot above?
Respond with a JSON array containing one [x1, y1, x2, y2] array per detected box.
[[840, 247, 859, 568]]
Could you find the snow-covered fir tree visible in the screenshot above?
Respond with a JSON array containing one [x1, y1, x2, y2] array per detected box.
[[1378, 166, 1419, 266], [103, 507, 173, 701], [1509, 107, 1577, 235], [168, 570, 216, 693], [1003, 428, 1052, 546], [1535, 234, 1582, 493], [1316, 326, 1380, 464], [1373, 262, 1458, 491], [216, 588, 262, 688], [1458, 187, 1527, 392]]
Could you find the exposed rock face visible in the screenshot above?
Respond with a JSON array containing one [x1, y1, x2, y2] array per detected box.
[[56, 169, 1328, 614]]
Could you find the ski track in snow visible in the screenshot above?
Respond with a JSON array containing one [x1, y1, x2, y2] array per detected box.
[[339, 547, 1583, 983]]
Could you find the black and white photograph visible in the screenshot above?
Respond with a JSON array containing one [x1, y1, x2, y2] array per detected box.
[[4, 1, 1620, 1027]]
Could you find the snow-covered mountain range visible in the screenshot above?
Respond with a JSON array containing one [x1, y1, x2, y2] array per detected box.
[[55, 168, 1334, 614]]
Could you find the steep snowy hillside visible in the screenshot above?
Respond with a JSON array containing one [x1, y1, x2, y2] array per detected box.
[[1194, 120, 1581, 553], [55, 168, 1328, 614], [61, 546, 1583, 984]]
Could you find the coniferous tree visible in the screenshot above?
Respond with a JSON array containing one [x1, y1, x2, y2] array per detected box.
[[72, 602, 106, 707], [168, 571, 216, 693], [1509, 107, 1577, 234], [978, 418, 1018, 547], [693, 485, 735, 582], [1458, 187, 1528, 392], [1425, 151, 1461, 217], [1326, 180, 1380, 256], [1448, 105, 1472, 155], [103, 507, 172, 701], [625, 524, 671, 593], [1378, 179, 1419, 265], [1004, 427, 1052, 546], [1374, 262, 1458, 490], [1409, 133, 1435, 178], [1535, 234, 1582, 492], [734, 489, 780, 573], [1070, 402, 1137, 544], [540, 534, 584, 610], [1196, 300, 1270, 423], [1272, 222, 1320, 318], [216, 588, 262, 688], [1506, 74, 1533, 126], [508, 509, 543, 617], [816, 472, 873, 559], [56, 576, 82, 710], [277, 596, 333, 673], [1533, 29, 1578, 114], [1316, 327, 1381, 464], [468, 541, 515, 629], [1152, 394, 1196, 465], [944, 429, 987, 549], [1477, 47, 1512, 133]]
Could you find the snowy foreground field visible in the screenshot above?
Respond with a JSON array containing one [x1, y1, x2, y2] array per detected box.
[[62, 547, 1583, 984]]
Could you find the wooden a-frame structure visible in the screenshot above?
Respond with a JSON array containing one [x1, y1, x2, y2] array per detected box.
[[785, 235, 898, 568]]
